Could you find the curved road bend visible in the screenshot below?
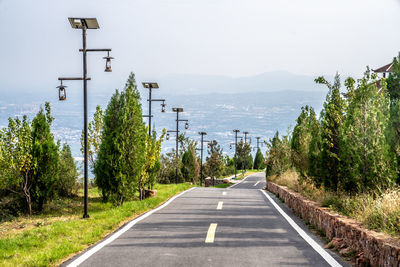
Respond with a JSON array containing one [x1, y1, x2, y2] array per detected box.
[[64, 172, 348, 267]]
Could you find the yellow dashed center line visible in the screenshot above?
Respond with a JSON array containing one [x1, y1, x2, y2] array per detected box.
[[216, 201, 223, 210], [205, 223, 218, 243]]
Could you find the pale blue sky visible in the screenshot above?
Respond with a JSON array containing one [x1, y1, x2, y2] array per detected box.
[[0, 0, 400, 93]]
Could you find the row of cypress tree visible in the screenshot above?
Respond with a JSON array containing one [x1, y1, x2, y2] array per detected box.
[[266, 55, 400, 194]]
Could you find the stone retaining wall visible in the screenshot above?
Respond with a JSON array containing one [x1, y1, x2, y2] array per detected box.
[[266, 182, 400, 266], [204, 177, 225, 187]]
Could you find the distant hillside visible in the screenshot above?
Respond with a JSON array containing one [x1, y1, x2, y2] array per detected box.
[[156, 71, 326, 95]]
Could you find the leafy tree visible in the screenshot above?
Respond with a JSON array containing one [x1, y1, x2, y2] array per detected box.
[[265, 131, 292, 177], [0, 116, 35, 215], [181, 150, 194, 182], [253, 148, 265, 170], [57, 143, 79, 197], [340, 70, 397, 193], [308, 115, 323, 186], [158, 151, 182, 184], [30, 102, 59, 211], [81, 105, 103, 171], [204, 140, 224, 183], [386, 53, 400, 102], [315, 73, 346, 191], [94, 73, 146, 205], [388, 100, 400, 184], [139, 128, 165, 199], [235, 140, 251, 170], [291, 105, 317, 180]]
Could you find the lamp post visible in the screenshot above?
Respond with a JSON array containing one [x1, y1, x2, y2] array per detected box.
[[142, 82, 165, 136], [243, 131, 249, 174], [233, 129, 240, 178], [255, 137, 263, 150], [57, 17, 113, 219], [166, 107, 189, 184], [198, 132, 208, 186]]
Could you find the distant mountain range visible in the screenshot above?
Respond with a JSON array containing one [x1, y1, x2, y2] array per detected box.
[[156, 71, 328, 95]]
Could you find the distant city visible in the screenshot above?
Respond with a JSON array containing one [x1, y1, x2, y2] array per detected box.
[[0, 84, 326, 164]]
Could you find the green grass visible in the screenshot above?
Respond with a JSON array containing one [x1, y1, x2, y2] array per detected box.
[[211, 182, 234, 188], [234, 170, 264, 180], [0, 183, 193, 266]]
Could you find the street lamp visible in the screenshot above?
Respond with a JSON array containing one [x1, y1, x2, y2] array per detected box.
[[255, 137, 263, 150], [233, 129, 240, 179], [243, 131, 249, 173], [58, 17, 113, 219], [142, 82, 166, 136], [198, 132, 208, 186], [167, 107, 188, 184], [57, 81, 67, 101]]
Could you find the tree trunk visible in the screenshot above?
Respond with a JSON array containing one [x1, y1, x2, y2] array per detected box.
[[22, 173, 32, 216]]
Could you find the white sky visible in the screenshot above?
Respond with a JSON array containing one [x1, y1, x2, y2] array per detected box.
[[1, 0, 400, 92]]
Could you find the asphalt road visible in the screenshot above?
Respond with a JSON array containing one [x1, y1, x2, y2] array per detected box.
[[65, 173, 348, 267]]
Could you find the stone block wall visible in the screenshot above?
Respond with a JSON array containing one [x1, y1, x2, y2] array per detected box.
[[266, 182, 400, 266], [204, 177, 225, 187]]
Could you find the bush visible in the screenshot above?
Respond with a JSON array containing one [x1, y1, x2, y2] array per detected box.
[[57, 143, 79, 197]]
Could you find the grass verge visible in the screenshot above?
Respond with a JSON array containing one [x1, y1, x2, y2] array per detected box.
[[232, 169, 265, 180], [211, 182, 234, 188], [0, 183, 193, 266], [269, 170, 400, 239]]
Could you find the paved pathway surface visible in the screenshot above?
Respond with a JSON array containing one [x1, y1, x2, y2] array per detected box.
[[65, 173, 348, 267]]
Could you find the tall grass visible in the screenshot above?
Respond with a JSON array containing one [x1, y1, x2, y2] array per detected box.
[[269, 170, 400, 237]]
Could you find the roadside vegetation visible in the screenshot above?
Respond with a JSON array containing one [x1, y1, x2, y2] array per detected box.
[[158, 133, 266, 184], [265, 53, 400, 239]]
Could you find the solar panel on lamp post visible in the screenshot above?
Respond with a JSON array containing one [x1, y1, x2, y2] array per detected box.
[[57, 17, 113, 219], [142, 82, 165, 136]]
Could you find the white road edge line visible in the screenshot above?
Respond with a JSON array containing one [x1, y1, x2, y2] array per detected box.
[[254, 181, 260, 186], [66, 187, 197, 267], [222, 191, 227, 196], [205, 223, 218, 243], [228, 175, 252, 188], [216, 201, 223, 210], [259, 189, 342, 267]]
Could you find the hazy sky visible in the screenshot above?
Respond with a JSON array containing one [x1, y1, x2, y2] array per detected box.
[[1, 0, 400, 92]]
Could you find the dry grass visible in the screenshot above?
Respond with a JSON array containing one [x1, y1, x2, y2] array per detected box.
[[269, 170, 400, 237]]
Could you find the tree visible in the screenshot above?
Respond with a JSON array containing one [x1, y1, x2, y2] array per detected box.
[[315, 73, 346, 191], [340, 70, 397, 193], [58, 143, 79, 197], [253, 148, 265, 170], [204, 140, 224, 183], [30, 102, 59, 211], [94, 73, 146, 205], [0, 116, 35, 215], [388, 100, 400, 184], [158, 152, 182, 184], [179, 134, 200, 183], [265, 131, 291, 177], [291, 105, 317, 180], [386, 53, 400, 102], [308, 115, 323, 186], [81, 105, 103, 171], [139, 128, 165, 199], [235, 140, 251, 170]]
